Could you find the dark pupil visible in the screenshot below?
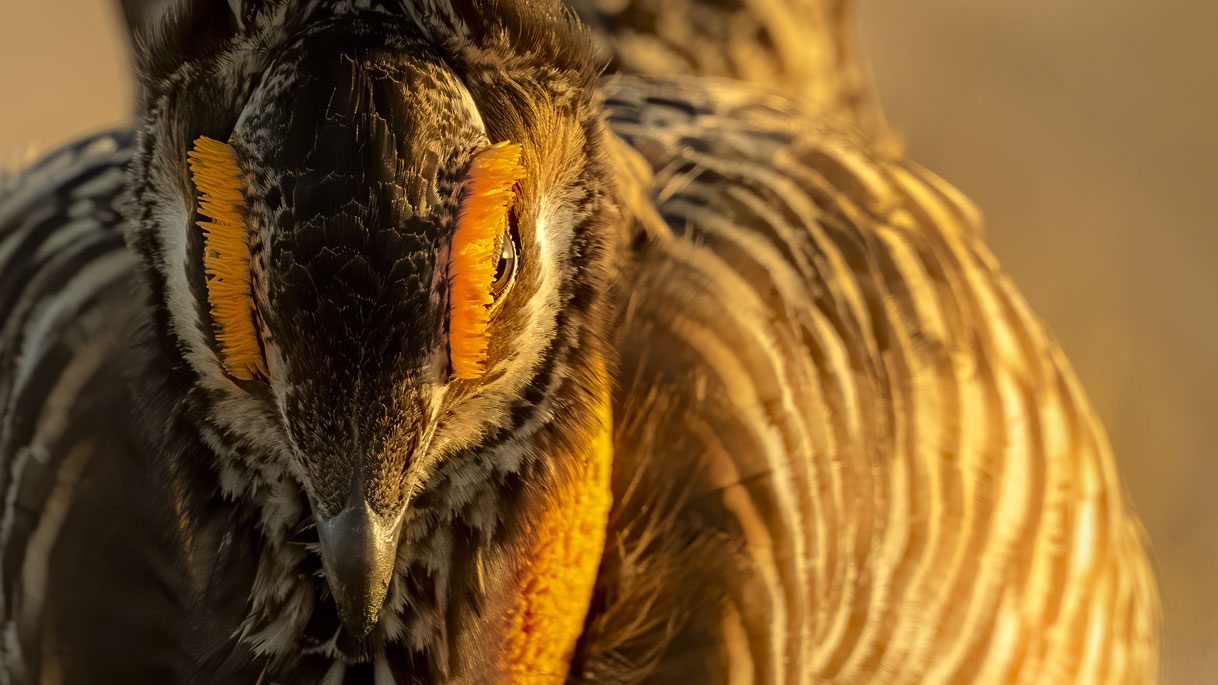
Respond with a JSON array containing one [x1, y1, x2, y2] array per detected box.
[[491, 209, 519, 302], [493, 236, 512, 283]]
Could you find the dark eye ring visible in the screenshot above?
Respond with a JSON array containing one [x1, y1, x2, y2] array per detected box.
[[488, 213, 519, 312]]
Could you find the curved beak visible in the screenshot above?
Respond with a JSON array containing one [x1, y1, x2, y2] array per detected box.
[[315, 497, 404, 637]]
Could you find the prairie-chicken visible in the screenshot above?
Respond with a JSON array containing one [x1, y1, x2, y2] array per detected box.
[[0, 0, 1159, 683]]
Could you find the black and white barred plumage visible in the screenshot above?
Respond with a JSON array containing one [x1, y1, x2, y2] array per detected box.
[[0, 0, 1158, 683]]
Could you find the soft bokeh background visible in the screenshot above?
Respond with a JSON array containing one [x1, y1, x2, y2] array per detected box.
[[1, 1, 1214, 681]]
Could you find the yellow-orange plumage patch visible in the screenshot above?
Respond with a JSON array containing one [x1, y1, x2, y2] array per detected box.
[[448, 141, 525, 380], [503, 359, 614, 680], [187, 136, 266, 381]]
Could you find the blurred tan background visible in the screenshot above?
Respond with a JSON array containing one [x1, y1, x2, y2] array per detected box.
[[1, 1, 1214, 681]]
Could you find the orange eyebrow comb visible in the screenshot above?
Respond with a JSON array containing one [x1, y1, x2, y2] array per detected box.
[[187, 136, 267, 381], [448, 141, 525, 380]]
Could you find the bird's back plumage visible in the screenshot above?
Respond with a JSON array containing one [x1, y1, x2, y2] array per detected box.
[[0, 133, 136, 677], [578, 76, 1159, 683], [0, 131, 273, 682]]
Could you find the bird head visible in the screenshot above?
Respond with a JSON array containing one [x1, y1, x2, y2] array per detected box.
[[127, 0, 623, 670]]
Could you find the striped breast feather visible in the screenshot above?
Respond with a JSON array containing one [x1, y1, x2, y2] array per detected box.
[[586, 76, 1159, 684], [0, 130, 139, 681]]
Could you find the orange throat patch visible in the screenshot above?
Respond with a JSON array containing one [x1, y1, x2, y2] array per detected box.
[[503, 370, 614, 681]]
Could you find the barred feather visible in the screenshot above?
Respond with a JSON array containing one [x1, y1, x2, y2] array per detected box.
[[580, 75, 1161, 684]]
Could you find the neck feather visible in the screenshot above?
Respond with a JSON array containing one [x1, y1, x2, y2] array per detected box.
[[500, 362, 614, 680]]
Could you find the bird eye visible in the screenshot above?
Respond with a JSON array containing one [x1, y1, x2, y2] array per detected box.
[[488, 215, 519, 312]]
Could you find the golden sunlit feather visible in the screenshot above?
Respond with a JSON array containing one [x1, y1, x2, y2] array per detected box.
[[448, 141, 525, 379], [503, 360, 613, 679], [187, 136, 266, 381]]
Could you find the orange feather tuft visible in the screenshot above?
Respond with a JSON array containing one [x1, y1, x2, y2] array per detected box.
[[503, 359, 613, 678], [187, 136, 267, 381], [448, 141, 525, 380]]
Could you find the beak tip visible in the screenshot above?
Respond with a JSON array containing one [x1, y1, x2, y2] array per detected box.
[[335, 591, 385, 638], [315, 499, 402, 637]]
